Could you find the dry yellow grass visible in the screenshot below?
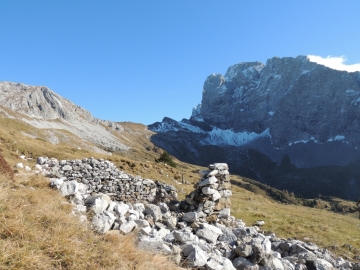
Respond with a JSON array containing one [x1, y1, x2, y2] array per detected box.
[[0, 168, 182, 269], [1, 116, 360, 266]]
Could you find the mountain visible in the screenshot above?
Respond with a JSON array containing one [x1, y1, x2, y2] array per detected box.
[[0, 81, 156, 154], [149, 56, 360, 200]]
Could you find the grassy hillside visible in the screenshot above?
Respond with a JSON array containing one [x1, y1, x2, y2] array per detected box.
[[0, 116, 359, 268]]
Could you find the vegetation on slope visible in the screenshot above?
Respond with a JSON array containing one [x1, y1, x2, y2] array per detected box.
[[0, 155, 182, 270], [0, 116, 359, 267], [155, 151, 177, 168]]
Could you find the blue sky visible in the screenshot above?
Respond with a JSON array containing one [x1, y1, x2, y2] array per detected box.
[[1, 1, 360, 124]]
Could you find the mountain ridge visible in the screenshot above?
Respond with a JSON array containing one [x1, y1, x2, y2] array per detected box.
[[0, 81, 131, 153], [149, 55, 360, 200]]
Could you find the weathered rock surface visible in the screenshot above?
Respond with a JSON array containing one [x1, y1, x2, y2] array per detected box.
[[0, 81, 128, 152], [38, 158, 359, 269], [149, 56, 360, 200]]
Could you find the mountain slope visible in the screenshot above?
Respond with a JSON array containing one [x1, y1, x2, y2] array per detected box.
[[0, 81, 130, 153], [149, 56, 360, 200]]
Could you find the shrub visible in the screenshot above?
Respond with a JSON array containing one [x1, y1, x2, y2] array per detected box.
[[155, 151, 176, 168]]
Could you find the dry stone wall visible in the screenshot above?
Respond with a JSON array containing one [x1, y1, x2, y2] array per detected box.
[[37, 156, 177, 203], [33, 157, 360, 270]]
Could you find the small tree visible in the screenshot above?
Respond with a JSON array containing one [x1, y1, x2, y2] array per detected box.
[[155, 151, 176, 168]]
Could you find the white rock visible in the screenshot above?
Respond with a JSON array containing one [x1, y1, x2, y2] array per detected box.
[[128, 209, 140, 220], [19, 155, 26, 160], [72, 204, 87, 215], [254, 220, 265, 226], [70, 192, 85, 205], [173, 228, 199, 244], [113, 203, 129, 217], [218, 208, 231, 219], [133, 203, 145, 213], [272, 257, 285, 270], [91, 211, 115, 234], [139, 226, 152, 235], [134, 219, 150, 228], [107, 201, 118, 213], [206, 253, 236, 270], [213, 163, 228, 171], [62, 165, 72, 171], [196, 223, 223, 243], [37, 157, 47, 165], [220, 190, 232, 198], [119, 220, 137, 234], [49, 178, 65, 189], [233, 257, 258, 270], [34, 164, 43, 170], [207, 170, 219, 176], [261, 238, 271, 253], [212, 190, 221, 201], [313, 259, 334, 270], [202, 187, 216, 195], [198, 176, 218, 187], [137, 236, 172, 255], [182, 244, 209, 268], [157, 202, 169, 213], [59, 160, 67, 165], [156, 228, 171, 239], [280, 259, 295, 270], [16, 163, 24, 169], [144, 204, 162, 222], [77, 183, 87, 195], [271, 251, 282, 259], [86, 194, 111, 214], [182, 211, 198, 222], [59, 180, 79, 196]]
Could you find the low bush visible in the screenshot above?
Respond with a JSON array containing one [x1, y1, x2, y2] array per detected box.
[[155, 151, 176, 168]]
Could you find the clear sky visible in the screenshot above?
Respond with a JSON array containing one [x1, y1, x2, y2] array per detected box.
[[1, 1, 360, 125]]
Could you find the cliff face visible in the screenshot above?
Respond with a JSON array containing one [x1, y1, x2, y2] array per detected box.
[[149, 56, 360, 200], [0, 82, 128, 152], [0, 82, 95, 122], [200, 56, 360, 148]]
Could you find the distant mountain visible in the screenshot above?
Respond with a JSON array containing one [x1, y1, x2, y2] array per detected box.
[[149, 56, 360, 200], [0, 82, 153, 154]]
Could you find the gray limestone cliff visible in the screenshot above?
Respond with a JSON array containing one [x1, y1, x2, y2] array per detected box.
[[199, 56, 360, 148], [149, 56, 360, 200]]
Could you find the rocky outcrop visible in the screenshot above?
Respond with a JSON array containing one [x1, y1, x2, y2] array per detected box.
[[38, 158, 360, 269], [149, 56, 360, 200], [0, 81, 128, 152], [200, 56, 360, 148], [0, 82, 94, 122]]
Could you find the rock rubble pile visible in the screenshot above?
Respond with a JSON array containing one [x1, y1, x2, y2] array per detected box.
[[36, 157, 359, 270]]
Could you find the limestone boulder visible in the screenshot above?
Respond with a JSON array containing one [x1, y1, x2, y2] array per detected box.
[[91, 211, 116, 234], [196, 223, 223, 243]]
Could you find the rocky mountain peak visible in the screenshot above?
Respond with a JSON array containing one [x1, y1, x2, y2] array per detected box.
[[0, 81, 94, 122], [196, 55, 360, 147], [0, 81, 129, 152], [149, 56, 360, 200]]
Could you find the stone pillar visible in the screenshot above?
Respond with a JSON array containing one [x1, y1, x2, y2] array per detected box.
[[182, 163, 232, 220]]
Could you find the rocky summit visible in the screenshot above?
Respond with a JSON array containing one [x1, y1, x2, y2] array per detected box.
[[149, 56, 360, 201], [33, 158, 359, 270], [0, 81, 129, 152]]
